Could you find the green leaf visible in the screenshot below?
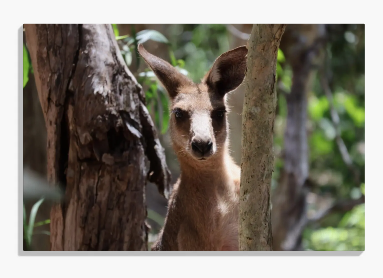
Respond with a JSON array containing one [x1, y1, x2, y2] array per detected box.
[[155, 109, 159, 129], [34, 219, 50, 228], [276, 62, 283, 78], [344, 96, 365, 127], [360, 183, 365, 195], [34, 231, 51, 236], [124, 50, 132, 66], [277, 48, 285, 63], [27, 198, 44, 246], [338, 211, 352, 228], [123, 37, 135, 46], [145, 83, 157, 103], [308, 225, 364, 251], [308, 95, 329, 121], [23, 44, 30, 88], [310, 131, 332, 156], [169, 50, 177, 66], [319, 118, 336, 140], [280, 67, 292, 92], [339, 204, 365, 229], [176, 67, 188, 76], [334, 92, 365, 127], [147, 101, 153, 115], [139, 71, 156, 78], [278, 93, 287, 118], [136, 30, 169, 45], [23, 203, 27, 228], [116, 35, 129, 40], [147, 209, 164, 226], [23, 204, 29, 247], [112, 24, 119, 37], [177, 59, 185, 68]]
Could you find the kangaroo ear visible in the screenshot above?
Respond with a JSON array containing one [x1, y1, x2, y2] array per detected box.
[[138, 44, 193, 98], [203, 46, 248, 97]]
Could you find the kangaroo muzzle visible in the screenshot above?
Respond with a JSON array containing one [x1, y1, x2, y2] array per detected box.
[[190, 112, 216, 159]]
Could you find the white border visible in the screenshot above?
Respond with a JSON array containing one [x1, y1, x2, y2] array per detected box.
[[2, 0, 381, 277]]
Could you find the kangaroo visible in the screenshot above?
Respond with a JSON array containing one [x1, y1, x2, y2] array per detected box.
[[138, 44, 247, 251]]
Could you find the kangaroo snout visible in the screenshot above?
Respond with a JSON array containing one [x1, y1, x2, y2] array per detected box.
[[191, 138, 214, 159]]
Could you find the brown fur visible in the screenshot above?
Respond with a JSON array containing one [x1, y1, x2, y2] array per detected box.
[[138, 44, 247, 251]]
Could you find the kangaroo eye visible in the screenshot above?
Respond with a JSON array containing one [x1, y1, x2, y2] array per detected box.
[[216, 111, 224, 118], [173, 108, 184, 119], [212, 109, 226, 119], [175, 111, 182, 118]]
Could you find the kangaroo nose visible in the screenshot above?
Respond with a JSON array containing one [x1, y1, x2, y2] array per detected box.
[[191, 140, 213, 156]]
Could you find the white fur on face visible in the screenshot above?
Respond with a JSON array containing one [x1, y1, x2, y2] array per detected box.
[[190, 111, 217, 154]]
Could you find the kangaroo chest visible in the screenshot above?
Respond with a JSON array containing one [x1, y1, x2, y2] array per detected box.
[[214, 186, 239, 251], [178, 180, 239, 250]]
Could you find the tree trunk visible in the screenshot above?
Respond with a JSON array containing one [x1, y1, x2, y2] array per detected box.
[[271, 24, 325, 251], [24, 24, 171, 251], [239, 24, 286, 251]]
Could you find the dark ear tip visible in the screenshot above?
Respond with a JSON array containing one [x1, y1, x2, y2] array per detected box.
[[229, 45, 247, 51], [216, 45, 248, 62], [233, 45, 248, 55], [237, 45, 247, 50]]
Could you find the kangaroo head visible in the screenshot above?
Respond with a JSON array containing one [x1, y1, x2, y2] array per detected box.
[[138, 44, 247, 163]]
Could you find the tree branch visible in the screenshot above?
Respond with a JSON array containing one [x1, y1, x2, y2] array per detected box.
[[319, 54, 361, 185], [308, 195, 365, 224], [226, 25, 250, 41], [320, 71, 352, 166]]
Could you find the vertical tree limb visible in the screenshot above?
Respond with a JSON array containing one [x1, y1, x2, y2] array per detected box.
[[319, 54, 360, 186], [240, 24, 286, 251], [271, 24, 326, 251], [25, 24, 170, 251]]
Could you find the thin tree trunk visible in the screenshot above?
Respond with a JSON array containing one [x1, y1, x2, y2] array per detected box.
[[271, 24, 325, 251], [24, 24, 170, 251], [239, 24, 286, 251]]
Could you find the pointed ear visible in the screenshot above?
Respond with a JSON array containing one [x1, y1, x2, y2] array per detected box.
[[138, 44, 193, 98], [203, 45, 248, 96]]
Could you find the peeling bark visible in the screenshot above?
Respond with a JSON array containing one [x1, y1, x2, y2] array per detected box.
[[239, 24, 286, 251], [25, 24, 170, 251]]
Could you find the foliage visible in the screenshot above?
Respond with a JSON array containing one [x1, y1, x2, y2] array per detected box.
[[303, 204, 365, 251], [23, 44, 30, 88], [273, 24, 365, 251], [118, 28, 170, 68], [114, 25, 189, 135], [308, 25, 365, 250], [23, 198, 50, 250], [167, 24, 230, 82], [147, 208, 165, 228]]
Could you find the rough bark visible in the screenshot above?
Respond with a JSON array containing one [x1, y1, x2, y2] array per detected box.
[[239, 24, 286, 251], [271, 24, 325, 251], [24, 24, 170, 251]]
